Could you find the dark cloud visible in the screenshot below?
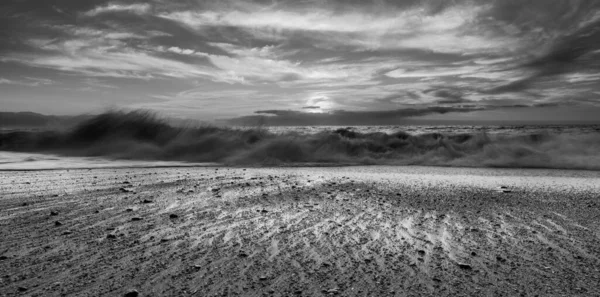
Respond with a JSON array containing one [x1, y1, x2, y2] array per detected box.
[[228, 106, 486, 126], [424, 88, 470, 104], [483, 1, 600, 94]]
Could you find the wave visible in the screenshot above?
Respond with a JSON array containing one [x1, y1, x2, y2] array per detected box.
[[1, 110, 599, 170]]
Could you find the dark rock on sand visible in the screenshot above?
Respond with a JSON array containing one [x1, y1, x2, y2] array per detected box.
[[457, 263, 473, 270], [124, 290, 139, 297]]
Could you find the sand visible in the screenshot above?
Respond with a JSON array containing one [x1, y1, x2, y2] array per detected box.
[[1, 162, 600, 296]]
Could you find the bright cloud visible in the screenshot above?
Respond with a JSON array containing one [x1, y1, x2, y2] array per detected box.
[[84, 3, 152, 17]]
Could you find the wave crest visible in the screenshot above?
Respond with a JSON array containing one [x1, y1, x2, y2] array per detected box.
[[1, 110, 599, 169]]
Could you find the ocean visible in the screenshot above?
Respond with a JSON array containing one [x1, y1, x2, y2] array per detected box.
[[264, 124, 600, 136]]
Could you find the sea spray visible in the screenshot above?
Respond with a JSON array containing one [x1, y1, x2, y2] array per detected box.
[[1, 110, 599, 170]]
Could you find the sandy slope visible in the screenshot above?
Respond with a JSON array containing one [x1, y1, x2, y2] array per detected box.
[[1, 165, 600, 296]]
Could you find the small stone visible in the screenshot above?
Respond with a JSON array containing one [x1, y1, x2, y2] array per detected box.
[[126, 208, 133, 212], [261, 209, 269, 213], [119, 187, 133, 193], [169, 214, 179, 219], [327, 288, 340, 294], [142, 199, 153, 204], [50, 211, 59, 216], [62, 231, 72, 235], [259, 276, 268, 281], [124, 290, 139, 297], [457, 263, 472, 270], [238, 252, 249, 258], [417, 250, 426, 256], [131, 217, 143, 221], [107, 234, 117, 239], [54, 221, 63, 226], [17, 286, 28, 292], [0, 255, 8, 261]]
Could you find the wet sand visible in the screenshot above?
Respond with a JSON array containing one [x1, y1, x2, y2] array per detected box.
[[1, 165, 600, 296]]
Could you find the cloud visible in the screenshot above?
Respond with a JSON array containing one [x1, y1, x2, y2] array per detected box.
[[84, 3, 152, 17], [226, 106, 487, 125], [158, 3, 516, 54], [2, 0, 600, 121], [0, 77, 55, 87]]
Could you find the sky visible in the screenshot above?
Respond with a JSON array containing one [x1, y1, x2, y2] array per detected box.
[[1, 0, 600, 124]]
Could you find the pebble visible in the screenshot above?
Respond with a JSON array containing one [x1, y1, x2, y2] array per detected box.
[[457, 263, 473, 270], [142, 199, 153, 204], [54, 221, 63, 226], [131, 217, 143, 221], [169, 214, 179, 219], [124, 290, 139, 297], [0, 256, 8, 261], [50, 211, 59, 216], [17, 287, 27, 292]]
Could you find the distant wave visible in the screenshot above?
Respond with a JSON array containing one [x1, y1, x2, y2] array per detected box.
[[1, 110, 599, 170]]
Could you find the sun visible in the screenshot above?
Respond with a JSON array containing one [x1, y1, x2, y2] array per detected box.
[[305, 95, 334, 113]]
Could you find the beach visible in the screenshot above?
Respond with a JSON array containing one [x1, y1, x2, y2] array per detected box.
[[1, 161, 599, 296]]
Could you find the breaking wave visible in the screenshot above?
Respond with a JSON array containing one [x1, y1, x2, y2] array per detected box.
[[1, 110, 599, 170]]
